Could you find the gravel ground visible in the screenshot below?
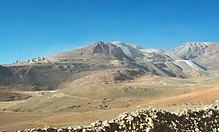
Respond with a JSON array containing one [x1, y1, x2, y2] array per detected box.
[[17, 104, 219, 132]]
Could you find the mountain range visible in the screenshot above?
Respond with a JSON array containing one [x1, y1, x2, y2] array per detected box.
[[0, 41, 218, 90]]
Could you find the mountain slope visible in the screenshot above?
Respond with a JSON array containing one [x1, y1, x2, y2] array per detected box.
[[0, 65, 12, 85], [171, 42, 219, 70], [49, 41, 133, 63], [110, 41, 145, 59], [0, 41, 210, 90], [0, 65, 11, 77]]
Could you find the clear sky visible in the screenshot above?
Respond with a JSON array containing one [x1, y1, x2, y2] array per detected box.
[[0, 0, 219, 64]]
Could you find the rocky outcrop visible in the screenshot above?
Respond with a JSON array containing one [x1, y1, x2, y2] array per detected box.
[[17, 105, 219, 132]]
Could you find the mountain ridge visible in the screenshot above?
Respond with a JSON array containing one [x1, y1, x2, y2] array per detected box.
[[0, 41, 216, 90]]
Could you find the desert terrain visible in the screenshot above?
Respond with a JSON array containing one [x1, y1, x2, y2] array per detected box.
[[0, 42, 219, 131], [1, 71, 219, 131]]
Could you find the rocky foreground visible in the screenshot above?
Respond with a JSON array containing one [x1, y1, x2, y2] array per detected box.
[[18, 105, 219, 132]]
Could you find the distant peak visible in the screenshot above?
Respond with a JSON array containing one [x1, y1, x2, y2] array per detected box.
[[95, 41, 105, 44]]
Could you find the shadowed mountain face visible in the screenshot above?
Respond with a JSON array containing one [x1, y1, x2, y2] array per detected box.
[[0, 65, 12, 85], [171, 42, 219, 70], [0, 41, 214, 90], [0, 65, 11, 76]]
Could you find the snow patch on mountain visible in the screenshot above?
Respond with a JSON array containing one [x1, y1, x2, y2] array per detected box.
[[140, 48, 162, 53], [175, 60, 207, 72]]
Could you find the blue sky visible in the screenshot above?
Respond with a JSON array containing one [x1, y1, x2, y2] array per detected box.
[[0, 0, 219, 64]]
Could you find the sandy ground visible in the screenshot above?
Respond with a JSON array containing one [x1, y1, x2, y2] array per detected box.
[[0, 75, 219, 131]]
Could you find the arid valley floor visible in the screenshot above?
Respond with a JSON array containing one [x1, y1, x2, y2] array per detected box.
[[1, 71, 219, 131]]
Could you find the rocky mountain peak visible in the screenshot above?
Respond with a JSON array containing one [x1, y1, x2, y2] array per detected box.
[[92, 41, 117, 54], [172, 42, 210, 59], [171, 42, 219, 70], [92, 41, 133, 61]]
